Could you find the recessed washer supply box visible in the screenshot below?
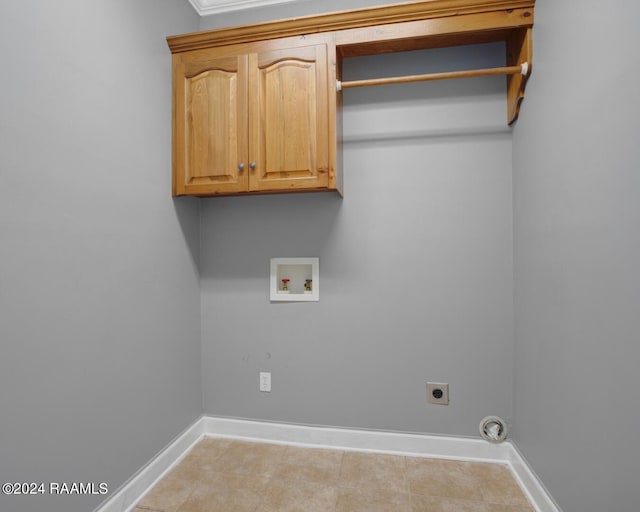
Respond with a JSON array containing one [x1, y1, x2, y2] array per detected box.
[[270, 258, 319, 302]]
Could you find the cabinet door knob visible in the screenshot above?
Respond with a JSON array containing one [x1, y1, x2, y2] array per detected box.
[[238, 163, 245, 171], [249, 162, 256, 170]]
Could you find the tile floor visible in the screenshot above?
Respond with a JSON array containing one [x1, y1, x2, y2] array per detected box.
[[134, 437, 535, 512]]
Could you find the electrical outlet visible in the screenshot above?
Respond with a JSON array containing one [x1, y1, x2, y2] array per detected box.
[[259, 372, 271, 392], [427, 382, 449, 405]]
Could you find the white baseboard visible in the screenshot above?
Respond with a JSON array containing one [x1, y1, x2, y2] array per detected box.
[[93, 417, 206, 512], [202, 416, 513, 462], [507, 442, 564, 512], [95, 415, 560, 512]]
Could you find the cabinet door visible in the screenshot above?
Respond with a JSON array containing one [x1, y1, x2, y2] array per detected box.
[[173, 54, 248, 196], [248, 43, 330, 192]]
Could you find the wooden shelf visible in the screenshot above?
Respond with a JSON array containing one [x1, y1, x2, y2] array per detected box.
[[168, 0, 535, 125], [168, 0, 534, 53]]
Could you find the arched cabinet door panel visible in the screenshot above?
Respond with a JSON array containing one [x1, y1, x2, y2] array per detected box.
[[173, 54, 248, 196], [249, 43, 330, 193]]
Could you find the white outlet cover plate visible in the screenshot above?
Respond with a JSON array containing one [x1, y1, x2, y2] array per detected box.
[[259, 372, 271, 392]]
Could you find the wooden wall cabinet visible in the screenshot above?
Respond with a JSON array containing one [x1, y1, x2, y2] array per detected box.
[[168, 0, 535, 198], [171, 34, 337, 197]]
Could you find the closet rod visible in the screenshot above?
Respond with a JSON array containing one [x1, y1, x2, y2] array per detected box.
[[336, 62, 529, 91]]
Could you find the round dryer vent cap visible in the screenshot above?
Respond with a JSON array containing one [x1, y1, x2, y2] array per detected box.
[[479, 416, 508, 443]]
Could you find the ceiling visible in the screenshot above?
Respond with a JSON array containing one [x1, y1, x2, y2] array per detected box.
[[188, 0, 302, 15]]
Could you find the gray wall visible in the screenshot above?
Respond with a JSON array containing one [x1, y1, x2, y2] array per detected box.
[[7, 0, 638, 510], [0, 2, 201, 512], [512, 1, 640, 511], [200, 1, 515, 436]]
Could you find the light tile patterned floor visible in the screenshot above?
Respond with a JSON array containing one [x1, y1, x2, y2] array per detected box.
[[134, 438, 535, 512]]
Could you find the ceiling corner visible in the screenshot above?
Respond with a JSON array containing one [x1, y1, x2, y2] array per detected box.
[[188, 0, 305, 16]]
